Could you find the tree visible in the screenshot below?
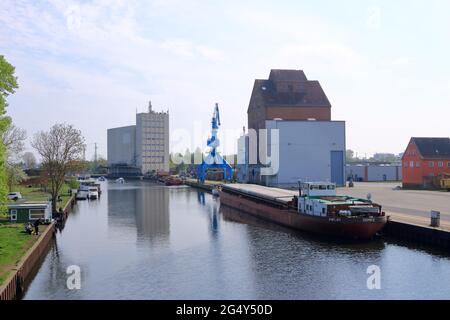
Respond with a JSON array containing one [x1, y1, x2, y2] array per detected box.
[[88, 155, 107, 174], [0, 56, 19, 205], [32, 123, 86, 213], [5, 164, 27, 192], [2, 124, 27, 163], [22, 152, 37, 169], [346, 149, 355, 162]]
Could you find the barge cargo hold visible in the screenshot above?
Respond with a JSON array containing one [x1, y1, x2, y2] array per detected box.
[[219, 183, 387, 240]]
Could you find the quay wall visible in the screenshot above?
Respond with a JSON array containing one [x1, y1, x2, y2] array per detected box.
[[185, 181, 213, 192], [384, 220, 450, 250]]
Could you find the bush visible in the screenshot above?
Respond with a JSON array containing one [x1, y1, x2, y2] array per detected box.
[[66, 178, 80, 190]]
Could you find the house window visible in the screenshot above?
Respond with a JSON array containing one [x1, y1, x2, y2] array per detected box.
[[448, 162, 450, 168], [10, 210, 17, 221], [412, 150, 416, 156], [404, 162, 408, 168], [438, 161, 444, 168], [29, 209, 45, 220], [429, 161, 435, 168], [410, 161, 414, 168], [416, 162, 420, 168]]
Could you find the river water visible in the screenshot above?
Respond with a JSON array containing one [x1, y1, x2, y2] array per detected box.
[[23, 181, 450, 300]]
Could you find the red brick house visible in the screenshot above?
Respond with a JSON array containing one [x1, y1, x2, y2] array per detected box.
[[402, 137, 450, 188]]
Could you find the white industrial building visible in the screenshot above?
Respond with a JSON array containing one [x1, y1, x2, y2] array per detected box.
[[107, 101, 169, 177], [237, 120, 346, 188], [346, 164, 402, 182]]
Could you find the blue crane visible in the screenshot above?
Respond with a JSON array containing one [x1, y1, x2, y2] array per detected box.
[[197, 103, 233, 184]]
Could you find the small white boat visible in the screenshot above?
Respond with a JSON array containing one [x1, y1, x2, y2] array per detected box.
[[76, 190, 89, 200], [115, 178, 125, 184], [88, 187, 99, 200]]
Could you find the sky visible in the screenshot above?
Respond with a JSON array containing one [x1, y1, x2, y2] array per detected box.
[[1, 0, 450, 160]]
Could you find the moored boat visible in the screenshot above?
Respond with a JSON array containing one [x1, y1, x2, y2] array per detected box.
[[219, 182, 386, 240], [115, 177, 125, 184], [165, 176, 184, 186]]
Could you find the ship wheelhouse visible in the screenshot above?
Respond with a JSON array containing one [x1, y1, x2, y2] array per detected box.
[[297, 181, 383, 218]]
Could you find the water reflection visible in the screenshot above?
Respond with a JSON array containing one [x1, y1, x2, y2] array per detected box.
[[135, 186, 170, 241], [221, 205, 387, 299], [197, 191, 220, 236], [107, 183, 170, 243]]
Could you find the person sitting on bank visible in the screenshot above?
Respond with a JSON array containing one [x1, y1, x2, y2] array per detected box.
[[25, 222, 33, 235]]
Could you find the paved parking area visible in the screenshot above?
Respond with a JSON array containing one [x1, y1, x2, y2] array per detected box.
[[337, 182, 450, 226]]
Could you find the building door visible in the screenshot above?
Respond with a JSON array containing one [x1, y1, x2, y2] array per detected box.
[[331, 151, 344, 186], [10, 210, 17, 221]]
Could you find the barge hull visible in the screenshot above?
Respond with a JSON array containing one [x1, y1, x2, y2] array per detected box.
[[219, 189, 386, 240]]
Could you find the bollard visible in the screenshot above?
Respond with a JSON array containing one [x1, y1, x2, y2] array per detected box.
[[430, 210, 440, 228]]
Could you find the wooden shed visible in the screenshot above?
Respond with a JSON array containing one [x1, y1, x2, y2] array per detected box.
[[7, 201, 52, 223]]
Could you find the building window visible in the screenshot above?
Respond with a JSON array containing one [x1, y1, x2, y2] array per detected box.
[[429, 161, 435, 168], [448, 162, 450, 168], [416, 162, 420, 168], [29, 209, 45, 220], [404, 162, 408, 168], [10, 210, 17, 221], [412, 150, 416, 156], [438, 161, 444, 168], [410, 161, 414, 168]]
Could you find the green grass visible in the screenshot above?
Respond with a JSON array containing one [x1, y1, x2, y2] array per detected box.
[[8, 184, 73, 210], [0, 224, 39, 285], [10, 185, 50, 202]]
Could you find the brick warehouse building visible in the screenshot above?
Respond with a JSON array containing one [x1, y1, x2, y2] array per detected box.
[[402, 137, 450, 188], [240, 69, 346, 187], [248, 69, 331, 131]]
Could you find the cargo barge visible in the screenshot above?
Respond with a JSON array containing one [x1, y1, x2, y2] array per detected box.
[[219, 182, 387, 240]]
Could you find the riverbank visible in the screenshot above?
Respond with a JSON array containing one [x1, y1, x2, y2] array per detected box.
[[0, 194, 76, 300]]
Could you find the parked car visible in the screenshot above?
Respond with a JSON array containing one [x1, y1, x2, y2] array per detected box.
[[8, 192, 23, 201]]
